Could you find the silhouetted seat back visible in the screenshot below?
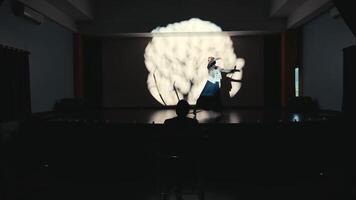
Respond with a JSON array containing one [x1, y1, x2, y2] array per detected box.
[[155, 126, 204, 199], [54, 98, 86, 113]]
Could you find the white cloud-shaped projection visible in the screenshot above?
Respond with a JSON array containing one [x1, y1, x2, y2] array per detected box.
[[144, 18, 245, 106]]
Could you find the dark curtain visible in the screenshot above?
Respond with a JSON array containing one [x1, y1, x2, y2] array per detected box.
[[0, 44, 31, 121], [281, 30, 302, 108], [264, 34, 281, 109], [83, 37, 103, 108], [342, 45, 356, 115]]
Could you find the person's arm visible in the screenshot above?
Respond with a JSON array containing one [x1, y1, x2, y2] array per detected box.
[[225, 76, 242, 82], [219, 66, 240, 73]]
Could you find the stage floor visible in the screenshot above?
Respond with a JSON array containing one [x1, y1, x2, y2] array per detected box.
[[49, 108, 342, 124]]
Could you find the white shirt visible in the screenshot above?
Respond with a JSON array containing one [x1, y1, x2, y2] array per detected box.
[[208, 68, 222, 84]]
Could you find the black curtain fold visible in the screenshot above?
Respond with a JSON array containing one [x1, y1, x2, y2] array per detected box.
[[83, 37, 103, 108], [0, 44, 31, 121], [342, 45, 356, 115], [264, 34, 281, 109]]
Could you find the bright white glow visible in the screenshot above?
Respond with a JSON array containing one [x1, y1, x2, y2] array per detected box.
[[144, 18, 245, 105], [292, 114, 301, 122], [295, 67, 299, 97], [148, 110, 176, 124]]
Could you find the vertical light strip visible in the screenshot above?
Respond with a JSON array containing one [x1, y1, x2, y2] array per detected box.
[[295, 67, 299, 97]]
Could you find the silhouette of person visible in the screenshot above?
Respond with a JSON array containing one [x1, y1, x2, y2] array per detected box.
[[164, 100, 199, 127], [162, 100, 200, 200], [220, 71, 241, 104]]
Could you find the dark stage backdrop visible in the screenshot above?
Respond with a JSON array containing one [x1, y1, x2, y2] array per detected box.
[[100, 35, 268, 108]]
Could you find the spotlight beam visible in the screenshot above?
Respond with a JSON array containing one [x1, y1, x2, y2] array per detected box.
[[144, 18, 245, 105]]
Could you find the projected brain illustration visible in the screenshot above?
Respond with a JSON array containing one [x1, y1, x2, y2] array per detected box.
[[144, 18, 245, 106]]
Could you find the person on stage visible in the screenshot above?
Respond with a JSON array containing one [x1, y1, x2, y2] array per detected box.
[[194, 56, 238, 115]]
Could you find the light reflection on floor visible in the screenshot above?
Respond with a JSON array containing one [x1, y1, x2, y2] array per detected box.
[[51, 108, 337, 124], [148, 109, 241, 124]]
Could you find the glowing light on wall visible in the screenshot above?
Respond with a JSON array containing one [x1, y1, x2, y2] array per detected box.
[[144, 18, 245, 105], [295, 67, 300, 97]]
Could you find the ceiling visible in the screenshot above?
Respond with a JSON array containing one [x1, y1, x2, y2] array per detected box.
[[17, 0, 334, 35]]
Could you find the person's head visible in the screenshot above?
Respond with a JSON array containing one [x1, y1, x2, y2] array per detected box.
[[176, 100, 190, 117], [207, 57, 217, 69]]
